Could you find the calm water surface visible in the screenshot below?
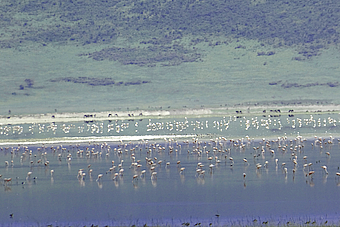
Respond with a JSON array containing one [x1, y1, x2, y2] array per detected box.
[[1, 113, 340, 226]]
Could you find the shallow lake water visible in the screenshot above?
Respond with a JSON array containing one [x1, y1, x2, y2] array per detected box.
[[1, 112, 340, 226]]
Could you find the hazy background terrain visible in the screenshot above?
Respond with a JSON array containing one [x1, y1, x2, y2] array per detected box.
[[1, 0, 340, 115]]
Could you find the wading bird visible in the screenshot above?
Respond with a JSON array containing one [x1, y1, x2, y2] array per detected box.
[[96, 174, 103, 182], [321, 165, 328, 174]]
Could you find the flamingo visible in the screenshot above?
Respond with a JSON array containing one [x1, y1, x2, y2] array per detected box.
[[132, 175, 138, 182], [179, 167, 185, 174], [151, 172, 157, 180], [321, 166, 328, 174], [26, 172, 32, 181], [96, 174, 103, 182], [306, 171, 315, 179]]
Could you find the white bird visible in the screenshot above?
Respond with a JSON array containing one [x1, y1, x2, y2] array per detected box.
[[151, 172, 157, 180], [229, 157, 234, 164], [112, 173, 119, 181], [200, 170, 205, 177], [96, 174, 103, 181], [264, 161, 269, 168], [321, 166, 328, 174], [119, 169, 124, 176], [132, 174, 138, 182], [306, 171, 315, 178], [196, 169, 202, 177], [77, 169, 84, 179], [26, 171, 32, 180], [179, 167, 185, 174], [176, 161, 181, 167], [3, 178, 12, 186]]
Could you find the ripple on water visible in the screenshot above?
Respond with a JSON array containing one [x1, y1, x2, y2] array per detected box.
[[0, 131, 340, 226]]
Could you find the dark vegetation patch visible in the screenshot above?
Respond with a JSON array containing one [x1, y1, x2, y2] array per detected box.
[[49, 77, 150, 86], [17, 78, 34, 90], [247, 99, 331, 106], [0, 0, 339, 65], [235, 45, 246, 49], [268, 80, 281, 85], [50, 77, 116, 86], [292, 45, 324, 61], [14, 78, 39, 97], [269, 80, 339, 88], [24, 79, 34, 88], [257, 51, 275, 56], [79, 44, 202, 67]]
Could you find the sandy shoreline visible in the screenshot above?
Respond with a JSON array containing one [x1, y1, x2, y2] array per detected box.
[[0, 104, 339, 125], [0, 134, 198, 146], [0, 104, 339, 146]]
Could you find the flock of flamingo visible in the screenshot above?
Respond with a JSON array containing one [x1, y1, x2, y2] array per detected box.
[[1, 133, 340, 190]]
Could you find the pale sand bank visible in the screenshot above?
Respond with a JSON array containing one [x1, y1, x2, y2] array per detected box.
[[0, 104, 339, 125], [0, 134, 197, 146], [0, 104, 339, 146]]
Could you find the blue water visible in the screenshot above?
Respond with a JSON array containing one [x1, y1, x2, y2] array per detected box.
[[1, 134, 340, 226]]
